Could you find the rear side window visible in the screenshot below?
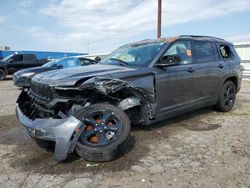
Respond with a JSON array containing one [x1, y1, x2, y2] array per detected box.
[[219, 45, 233, 59], [23, 55, 35, 62], [193, 41, 214, 63]]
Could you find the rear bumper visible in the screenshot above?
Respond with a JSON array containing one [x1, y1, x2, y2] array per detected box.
[[16, 103, 84, 161]]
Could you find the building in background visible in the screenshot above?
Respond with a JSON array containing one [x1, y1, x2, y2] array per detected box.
[[234, 42, 250, 77], [0, 48, 87, 60], [0, 46, 10, 51]]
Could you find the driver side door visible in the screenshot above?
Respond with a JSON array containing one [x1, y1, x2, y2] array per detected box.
[[155, 40, 199, 117]]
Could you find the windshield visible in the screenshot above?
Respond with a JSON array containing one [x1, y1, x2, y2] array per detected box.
[[2, 54, 14, 61], [42, 58, 81, 68], [42, 59, 60, 67], [101, 42, 165, 67]]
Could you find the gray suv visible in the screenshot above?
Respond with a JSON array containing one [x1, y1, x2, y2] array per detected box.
[[16, 35, 243, 162]]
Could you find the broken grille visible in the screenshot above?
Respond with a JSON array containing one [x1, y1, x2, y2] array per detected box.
[[30, 81, 54, 101]]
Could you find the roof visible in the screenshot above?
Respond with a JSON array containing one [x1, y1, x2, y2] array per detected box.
[[130, 35, 230, 46], [52, 55, 96, 60]]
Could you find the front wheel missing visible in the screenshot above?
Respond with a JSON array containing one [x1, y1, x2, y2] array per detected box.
[[75, 103, 131, 162]]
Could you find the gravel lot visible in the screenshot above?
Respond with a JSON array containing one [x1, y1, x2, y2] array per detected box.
[[0, 79, 249, 188]]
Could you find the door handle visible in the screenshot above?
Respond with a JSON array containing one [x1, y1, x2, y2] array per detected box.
[[218, 64, 224, 69], [187, 67, 195, 73]]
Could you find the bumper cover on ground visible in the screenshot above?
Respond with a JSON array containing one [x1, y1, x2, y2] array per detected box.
[[16, 104, 84, 161]]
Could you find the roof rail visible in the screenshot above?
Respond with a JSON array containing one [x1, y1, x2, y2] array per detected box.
[[179, 35, 225, 41]]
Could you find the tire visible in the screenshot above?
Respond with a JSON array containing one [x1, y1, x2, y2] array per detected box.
[[215, 80, 236, 112], [75, 103, 131, 162], [0, 69, 6, 80]]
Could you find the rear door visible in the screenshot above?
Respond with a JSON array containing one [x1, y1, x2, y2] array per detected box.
[[191, 40, 225, 103]]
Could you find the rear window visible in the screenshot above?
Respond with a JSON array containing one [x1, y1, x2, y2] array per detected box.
[[193, 41, 214, 63], [219, 45, 233, 59]]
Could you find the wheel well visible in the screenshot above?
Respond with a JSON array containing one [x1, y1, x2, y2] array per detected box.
[[225, 76, 238, 90], [94, 89, 145, 125]]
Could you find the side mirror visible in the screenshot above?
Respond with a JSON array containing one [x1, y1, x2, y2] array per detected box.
[[156, 55, 181, 67]]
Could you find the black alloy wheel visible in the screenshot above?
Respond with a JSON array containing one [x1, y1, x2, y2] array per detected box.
[[78, 109, 123, 146], [75, 103, 130, 162], [215, 81, 236, 112]]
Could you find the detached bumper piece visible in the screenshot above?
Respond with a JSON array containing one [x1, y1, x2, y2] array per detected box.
[[16, 94, 85, 161]]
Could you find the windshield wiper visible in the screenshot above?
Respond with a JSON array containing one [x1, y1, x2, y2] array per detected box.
[[109, 58, 128, 66]]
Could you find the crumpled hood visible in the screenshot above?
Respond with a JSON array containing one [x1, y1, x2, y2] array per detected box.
[[32, 64, 154, 86]]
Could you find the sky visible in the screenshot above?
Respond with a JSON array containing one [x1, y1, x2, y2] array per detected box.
[[0, 0, 250, 54]]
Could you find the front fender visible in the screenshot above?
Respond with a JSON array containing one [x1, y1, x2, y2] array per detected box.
[[79, 75, 157, 119]]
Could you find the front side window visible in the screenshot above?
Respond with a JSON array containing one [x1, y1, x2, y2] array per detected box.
[[43, 58, 80, 68], [220, 45, 232, 59], [163, 41, 192, 64], [13, 55, 23, 61], [193, 41, 214, 63], [57, 58, 80, 68]]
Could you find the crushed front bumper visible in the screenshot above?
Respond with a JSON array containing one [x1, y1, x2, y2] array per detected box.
[[16, 103, 85, 161]]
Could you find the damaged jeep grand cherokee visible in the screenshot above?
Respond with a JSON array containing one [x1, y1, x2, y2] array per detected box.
[[16, 36, 243, 162]]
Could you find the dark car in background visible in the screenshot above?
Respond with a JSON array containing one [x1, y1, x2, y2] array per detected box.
[[0, 54, 49, 80], [16, 35, 243, 162], [13, 56, 97, 87]]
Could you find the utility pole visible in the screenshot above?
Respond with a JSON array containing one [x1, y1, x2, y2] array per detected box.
[[157, 0, 162, 38]]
